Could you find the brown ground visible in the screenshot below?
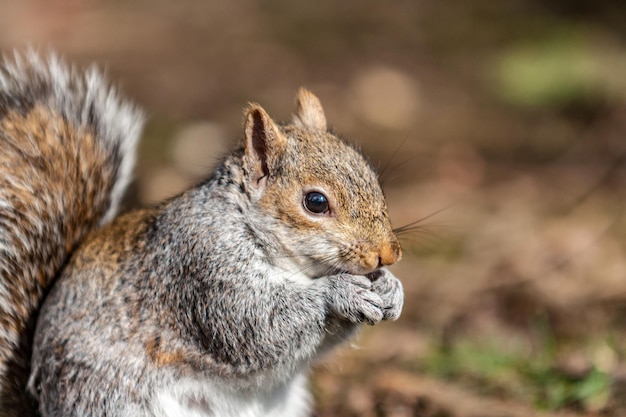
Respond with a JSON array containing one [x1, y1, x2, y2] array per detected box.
[[2, 1, 626, 415]]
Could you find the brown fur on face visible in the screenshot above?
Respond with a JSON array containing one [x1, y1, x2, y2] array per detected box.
[[246, 90, 401, 276]]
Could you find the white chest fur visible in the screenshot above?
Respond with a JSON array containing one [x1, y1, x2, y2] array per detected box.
[[146, 373, 311, 417]]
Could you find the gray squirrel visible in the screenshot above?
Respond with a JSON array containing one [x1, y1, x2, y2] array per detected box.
[[0, 51, 404, 417]]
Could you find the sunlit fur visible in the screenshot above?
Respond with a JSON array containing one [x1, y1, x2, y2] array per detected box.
[[27, 78, 402, 416]]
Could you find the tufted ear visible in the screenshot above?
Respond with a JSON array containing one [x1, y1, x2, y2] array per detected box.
[[292, 87, 327, 131], [243, 103, 286, 189]]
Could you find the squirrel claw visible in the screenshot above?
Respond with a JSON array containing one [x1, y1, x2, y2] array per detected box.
[[325, 274, 385, 325], [370, 269, 404, 321]]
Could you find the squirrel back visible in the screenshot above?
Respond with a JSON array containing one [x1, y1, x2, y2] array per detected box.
[[0, 51, 142, 415]]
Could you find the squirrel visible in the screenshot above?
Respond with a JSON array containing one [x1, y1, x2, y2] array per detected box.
[[0, 51, 403, 417]]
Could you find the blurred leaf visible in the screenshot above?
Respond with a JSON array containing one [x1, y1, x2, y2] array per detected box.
[[494, 31, 611, 108], [574, 368, 610, 410]]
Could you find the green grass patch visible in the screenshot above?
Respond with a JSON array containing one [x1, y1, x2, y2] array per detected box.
[[422, 337, 611, 411]]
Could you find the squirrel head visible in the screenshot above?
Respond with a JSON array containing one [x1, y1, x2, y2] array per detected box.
[[241, 88, 401, 277]]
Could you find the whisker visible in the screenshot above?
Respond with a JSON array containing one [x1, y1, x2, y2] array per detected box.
[[394, 223, 454, 237], [261, 232, 375, 279], [396, 229, 441, 241], [379, 134, 411, 186], [382, 158, 415, 188], [397, 231, 446, 247], [264, 248, 347, 281], [393, 206, 452, 234], [262, 248, 338, 261]]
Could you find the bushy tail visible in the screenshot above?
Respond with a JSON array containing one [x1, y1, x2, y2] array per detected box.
[[0, 51, 143, 415]]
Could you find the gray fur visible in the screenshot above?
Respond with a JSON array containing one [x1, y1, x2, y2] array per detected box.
[[30, 145, 403, 416], [0, 52, 401, 417]]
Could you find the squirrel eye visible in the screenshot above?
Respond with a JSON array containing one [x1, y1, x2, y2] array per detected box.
[[304, 192, 329, 215]]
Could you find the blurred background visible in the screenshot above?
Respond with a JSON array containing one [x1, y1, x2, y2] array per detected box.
[[2, 0, 626, 415]]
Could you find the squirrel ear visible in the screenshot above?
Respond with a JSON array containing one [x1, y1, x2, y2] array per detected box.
[[243, 104, 286, 189], [292, 87, 327, 131]]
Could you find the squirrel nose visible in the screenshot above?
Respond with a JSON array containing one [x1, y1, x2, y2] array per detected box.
[[378, 240, 402, 267]]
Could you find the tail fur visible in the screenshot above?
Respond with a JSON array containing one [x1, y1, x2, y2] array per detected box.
[[0, 50, 143, 415]]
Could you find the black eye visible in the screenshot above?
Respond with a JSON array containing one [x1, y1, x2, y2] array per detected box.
[[304, 192, 329, 214]]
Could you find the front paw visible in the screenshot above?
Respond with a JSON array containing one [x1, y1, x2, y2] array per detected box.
[[325, 274, 384, 325], [367, 269, 404, 321]]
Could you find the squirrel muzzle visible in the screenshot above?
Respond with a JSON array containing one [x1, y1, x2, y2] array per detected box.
[[378, 239, 402, 267]]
